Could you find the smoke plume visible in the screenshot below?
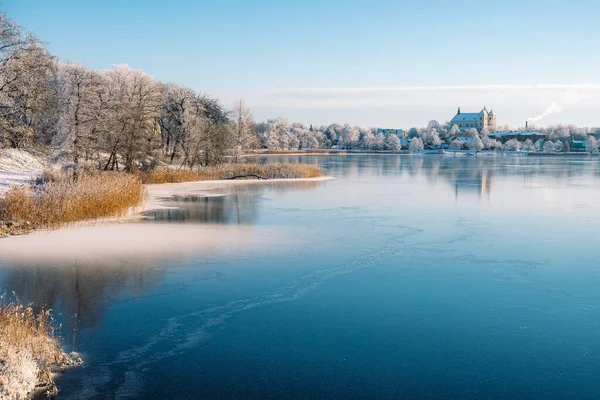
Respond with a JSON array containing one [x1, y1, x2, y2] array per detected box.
[[527, 102, 563, 122]]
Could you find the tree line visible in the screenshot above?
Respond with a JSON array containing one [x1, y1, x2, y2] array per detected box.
[[2, 8, 598, 173], [0, 10, 257, 177]]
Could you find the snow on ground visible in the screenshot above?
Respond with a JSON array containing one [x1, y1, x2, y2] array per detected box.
[[0, 149, 47, 194]]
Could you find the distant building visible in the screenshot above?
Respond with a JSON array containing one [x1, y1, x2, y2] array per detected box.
[[377, 128, 405, 138], [451, 107, 496, 131], [570, 140, 586, 152], [487, 131, 546, 143]]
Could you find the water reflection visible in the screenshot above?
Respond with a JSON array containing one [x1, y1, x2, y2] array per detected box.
[[0, 259, 165, 331], [143, 179, 325, 224], [258, 154, 600, 199]]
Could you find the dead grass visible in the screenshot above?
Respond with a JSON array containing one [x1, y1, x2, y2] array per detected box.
[[247, 149, 346, 155], [0, 172, 145, 230], [0, 297, 80, 399], [139, 163, 326, 184]]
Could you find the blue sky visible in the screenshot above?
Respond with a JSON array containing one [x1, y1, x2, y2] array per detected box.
[[5, 0, 600, 128]]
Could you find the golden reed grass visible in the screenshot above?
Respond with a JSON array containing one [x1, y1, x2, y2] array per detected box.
[[247, 149, 347, 155], [139, 163, 326, 184], [0, 297, 77, 398], [0, 172, 145, 229]]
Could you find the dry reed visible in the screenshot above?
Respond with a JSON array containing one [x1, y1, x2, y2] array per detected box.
[[0, 297, 79, 399], [247, 149, 346, 155], [0, 172, 145, 230], [139, 163, 326, 184]]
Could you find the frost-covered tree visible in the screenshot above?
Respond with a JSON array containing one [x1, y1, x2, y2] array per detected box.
[[468, 135, 484, 152], [504, 139, 522, 151], [341, 125, 360, 149], [384, 134, 401, 151], [449, 139, 463, 151], [521, 139, 535, 152], [0, 9, 45, 145], [361, 132, 374, 150], [158, 83, 199, 164], [188, 94, 232, 166], [554, 140, 565, 153], [263, 118, 291, 150], [586, 136, 598, 154], [448, 124, 460, 137], [543, 140, 555, 153], [466, 128, 479, 138], [231, 99, 257, 160], [103, 65, 162, 171], [409, 137, 424, 153], [57, 64, 110, 179], [427, 120, 440, 131], [482, 136, 500, 150], [0, 44, 58, 147], [371, 133, 385, 150]]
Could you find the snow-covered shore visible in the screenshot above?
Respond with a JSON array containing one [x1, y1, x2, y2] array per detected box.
[[0, 149, 48, 194]]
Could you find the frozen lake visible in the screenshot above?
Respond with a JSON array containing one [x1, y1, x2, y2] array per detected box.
[[2, 154, 600, 399]]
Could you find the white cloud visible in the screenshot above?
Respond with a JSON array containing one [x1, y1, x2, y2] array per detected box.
[[269, 83, 600, 94]]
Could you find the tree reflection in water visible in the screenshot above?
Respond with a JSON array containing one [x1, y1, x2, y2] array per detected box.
[[0, 179, 325, 336], [1, 259, 166, 333], [143, 180, 325, 224]]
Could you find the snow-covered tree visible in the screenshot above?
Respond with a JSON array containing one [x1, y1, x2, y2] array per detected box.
[[0, 44, 58, 147], [521, 139, 535, 152], [341, 125, 360, 149], [586, 136, 598, 154], [468, 135, 484, 152], [361, 132, 375, 150], [422, 129, 441, 147], [504, 139, 521, 151], [409, 137, 424, 153], [466, 128, 479, 138], [543, 140, 555, 152], [554, 140, 565, 152], [263, 118, 291, 150], [231, 99, 257, 161], [449, 139, 463, 151], [103, 65, 163, 171], [449, 124, 460, 137], [482, 136, 500, 150], [427, 120, 440, 131], [288, 132, 300, 150], [384, 134, 401, 151], [57, 63, 109, 179]]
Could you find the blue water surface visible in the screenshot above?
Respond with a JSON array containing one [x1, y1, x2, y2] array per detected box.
[[2, 155, 600, 399]]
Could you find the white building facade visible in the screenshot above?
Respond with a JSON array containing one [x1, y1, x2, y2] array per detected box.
[[451, 107, 496, 131]]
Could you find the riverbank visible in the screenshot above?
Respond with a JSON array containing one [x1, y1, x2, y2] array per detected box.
[[0, 177, 328, 264], [0, 157, 327, 237], [0, 299, 81, 400]]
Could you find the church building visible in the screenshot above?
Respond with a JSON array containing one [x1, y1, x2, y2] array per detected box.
[[451, 107, 496, 131]]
